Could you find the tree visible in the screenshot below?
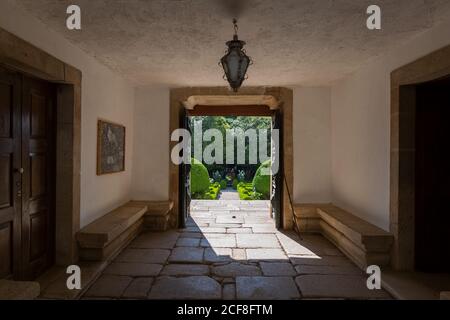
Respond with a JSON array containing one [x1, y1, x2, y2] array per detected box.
[[189, 116, 272, 179]]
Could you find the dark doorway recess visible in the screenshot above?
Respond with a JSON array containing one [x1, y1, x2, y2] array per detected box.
[[415, 76, 450, 273], [0, 67, 56, 280]]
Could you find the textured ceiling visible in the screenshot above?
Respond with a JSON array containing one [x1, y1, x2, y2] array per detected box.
[[12, 0, 450, 87]]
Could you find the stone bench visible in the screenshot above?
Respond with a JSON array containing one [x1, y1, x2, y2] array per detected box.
[[128, 200, 173, 231], [76, 202, 148, 261], [294, 204, 393, 269]]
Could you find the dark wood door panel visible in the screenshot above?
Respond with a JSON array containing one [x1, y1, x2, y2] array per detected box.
[[0, 67, 21, 280], [0, 154, 12, 209], [0, 81, 12, 138], [30, 93, 47, 138], [29, 210, 47, 261], [29, 153, 47, 199], [0, 222, 13, 278], [21, 76, 55, 280]]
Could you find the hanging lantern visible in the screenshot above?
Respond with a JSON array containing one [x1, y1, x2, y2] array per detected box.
[[219, 19, 252, 92]]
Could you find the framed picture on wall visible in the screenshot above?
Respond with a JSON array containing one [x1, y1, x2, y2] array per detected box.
[[97, 119, 126, 175]]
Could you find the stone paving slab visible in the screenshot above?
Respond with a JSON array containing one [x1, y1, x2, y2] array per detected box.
[[223, 284, 236, 300], [236, 277, 300, 300], [179, 232, 203, 238], [212, 262, 262, 277], [201, 234, 236, 248], [277, 232, 343, 256], [169, 247, 204, 264], [260, 262, 297, 276], [216, 216, 244, 224], [148, 276, 221, 300], [104, 262, 162, 277], [129, 231, 179, 249], [204, 248, 233, 263], [244, 217, 274, 224], [252, 225, 278, 233], [176, 237, 201, 247], [227, 228, 252, 234], [246, 248, 288, 261], [290, 255, 355, 267], [122, 278, 154, 299], [199, 227, 227, 233], [116, 249, 170, 264], [232, 248, 246, 260], [295, 275, 391, 299], [161, 264, 210, 276], [236, 234, 280, 248], [190, 218, 216, 224], [276, 232, 317, 256], [181, 226, 202, 233], [295, 265, 362, 276], [85, 275, 132, 298], [209, 223, 244, 228]]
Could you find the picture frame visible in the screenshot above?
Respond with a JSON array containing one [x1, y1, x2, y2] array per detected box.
[[97, 119, 126, 175]]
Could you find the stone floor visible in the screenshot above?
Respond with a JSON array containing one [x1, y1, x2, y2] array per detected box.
[[82, 200, 392, 300], [218, 188, 240, 200]]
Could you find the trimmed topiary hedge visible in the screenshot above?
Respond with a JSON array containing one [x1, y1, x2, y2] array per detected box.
[[237, 182, 252, 200], [232, 178, 239, 190], [252, 160, 271, 198], [203, 182, 221, 200], [190, 158, 210, 195], [220, 179, 228, 190]]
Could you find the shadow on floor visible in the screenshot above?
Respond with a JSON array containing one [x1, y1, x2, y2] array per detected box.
[[82, 200, 391, 300]]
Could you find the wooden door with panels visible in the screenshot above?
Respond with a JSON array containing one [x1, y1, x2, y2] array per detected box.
[[0, 68, 22, 279], [0, 67, 56, 280]]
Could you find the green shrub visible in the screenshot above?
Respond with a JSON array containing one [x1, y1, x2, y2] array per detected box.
[[190, 158, 210, 195], [252, 160, 271, 198], [203, 182, 220, 200], [232, 178, 239, 189], [237, 182, 255, 200], [220, 179, 227, 189]]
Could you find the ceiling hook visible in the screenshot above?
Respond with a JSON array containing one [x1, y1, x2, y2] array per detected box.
[[233, 18, 238, 35]]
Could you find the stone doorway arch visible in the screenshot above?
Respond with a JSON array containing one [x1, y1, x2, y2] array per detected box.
[[169, 87, 293, 230]]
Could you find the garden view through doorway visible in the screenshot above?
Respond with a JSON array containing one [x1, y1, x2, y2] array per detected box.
[[184, 115, 278, 231], [190, 116, 272, 201]]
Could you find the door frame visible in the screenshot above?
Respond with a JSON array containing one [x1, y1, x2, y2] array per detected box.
[[390, 44, 450, 271], [169, 87, 293, 230], [0, 27, 81, 267]]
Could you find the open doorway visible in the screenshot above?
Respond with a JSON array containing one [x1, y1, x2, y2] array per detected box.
[[415, 76, 450, 273], [178, 106, 283, 230]]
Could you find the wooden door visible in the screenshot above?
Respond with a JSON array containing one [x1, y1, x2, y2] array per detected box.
[[271, 110, 283, 229], [178, 107, 191, 228], [0, 68, 22, 279], [0, 70, 55, 280], [21, 76, 56, 280]]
